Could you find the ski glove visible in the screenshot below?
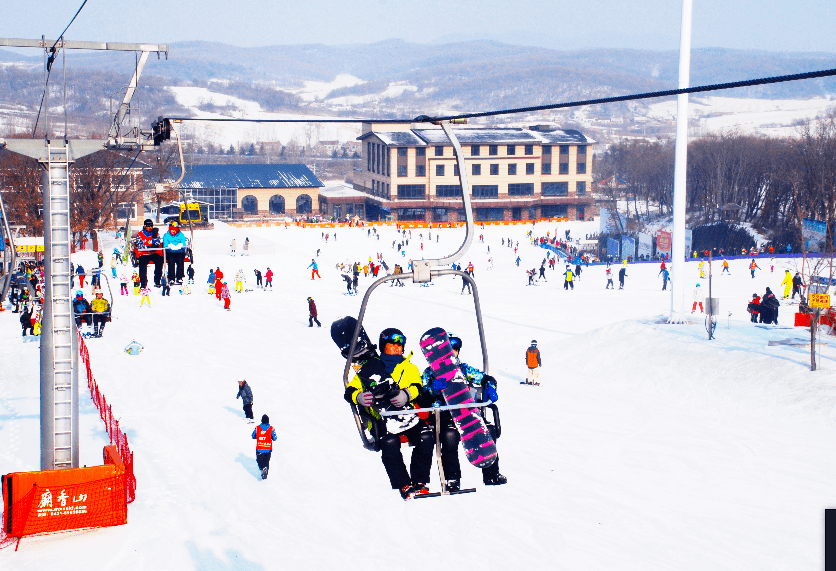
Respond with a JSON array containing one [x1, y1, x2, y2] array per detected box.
[[431, 376, 448, 392], [356, 392, 374, 407], [483, 375, 498, 403], [390, 389, 409, 408]]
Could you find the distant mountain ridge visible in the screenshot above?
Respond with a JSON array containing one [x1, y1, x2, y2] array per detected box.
[[1, 39, 835, 139]]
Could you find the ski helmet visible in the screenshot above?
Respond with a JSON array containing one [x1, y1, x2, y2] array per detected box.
[[379, 327, 406, 349], [448, 333, 462, 351], [143, 219, 153, 227], [75, 290, 83, 297], [261, 414, 269, 424]]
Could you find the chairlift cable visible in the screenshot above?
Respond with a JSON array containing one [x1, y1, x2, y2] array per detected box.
[[161, 66, 836, 126], [31, 0, 89, 138]]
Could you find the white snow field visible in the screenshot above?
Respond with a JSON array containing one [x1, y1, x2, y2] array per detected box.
[[2, 220, 836, 570]]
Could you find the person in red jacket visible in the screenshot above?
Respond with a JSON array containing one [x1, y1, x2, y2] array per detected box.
[[265, 267, 273, 288], [307, 296, 321, 327], [252, 414, 277, 480], [134, 219, 164, 288], [747, 293, 761, 323], [214, 267, 224, 300]]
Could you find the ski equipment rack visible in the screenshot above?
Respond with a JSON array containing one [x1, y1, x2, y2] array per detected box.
[[341, 121, 491, 451]]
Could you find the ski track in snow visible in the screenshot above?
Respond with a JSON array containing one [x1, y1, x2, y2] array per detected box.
[[2, 221, 836, 570]]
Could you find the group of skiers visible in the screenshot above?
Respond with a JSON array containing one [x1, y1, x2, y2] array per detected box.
[[236, 379, 276, 480]]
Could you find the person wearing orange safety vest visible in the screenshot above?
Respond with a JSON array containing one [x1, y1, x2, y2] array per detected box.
[[525, 340, 541, 385], [252, 414, 277, 480]]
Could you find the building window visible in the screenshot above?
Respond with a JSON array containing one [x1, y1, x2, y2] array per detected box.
[[526, 163, 535, 175], [436, 185, 462, 198], [367, 143, 372, 171], [454, 164, 459, 176], [472, 164, 481, 176], [560, 145, 569, 155], [397, 165, 408, 177], [435, 146, 444, 157], [436, 164, 445, 176], [473, 185, 498, 198], [397, 184, 426, 199], [541, 182, 568, 196], [543, 145, 551, 155], [508, 164, 517, 175], [576, 181, 586, 195], [471, 145, 480, 156], [577, 145, 587, 155], [398, 208, 426, 221], [489, 145, 498, 156], [542, 163, 551, 175], [508, 183, 534, 196], [433, 208, 448, 222], [417, 147, 426, 157], [398, 147, 407, 157], [416, 165, 426, 177], [490, 164, 499, 175], [559, 163, 569, 175], [386, 183, 390, 198], [542, 204, 568, 217], [475, 208, 504, 221], [524, 144, 534, 155], [507, 145, 516, 155], [577, 162, 586, 174]]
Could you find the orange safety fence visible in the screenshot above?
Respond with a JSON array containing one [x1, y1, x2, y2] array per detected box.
[[3, 467, 126, 540], [78, 332, 136, 504]]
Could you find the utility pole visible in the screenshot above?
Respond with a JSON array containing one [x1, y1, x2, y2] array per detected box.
[[0, 37, 167, 471], [669, 0, 693, 323]]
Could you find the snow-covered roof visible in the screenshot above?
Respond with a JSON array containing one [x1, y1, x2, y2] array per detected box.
[[358, 127, 595, 147], [178, 164, 324, 190], [319, 183, 367, 198]]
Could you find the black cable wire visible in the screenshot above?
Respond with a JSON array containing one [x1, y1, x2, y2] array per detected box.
[[31, 0, 89, 137], [162, 66, 836, 125]]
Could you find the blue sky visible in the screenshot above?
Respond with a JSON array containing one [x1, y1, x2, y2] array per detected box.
[[1, 0, 834, 53]]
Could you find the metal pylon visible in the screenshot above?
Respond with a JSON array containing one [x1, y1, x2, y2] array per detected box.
[[41, 142, 79, 470]]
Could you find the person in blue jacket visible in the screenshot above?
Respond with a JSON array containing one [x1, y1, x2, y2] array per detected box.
[[252, 414, 277, 480], [162, 221, 189, 284], [417, 333, 505, 491]]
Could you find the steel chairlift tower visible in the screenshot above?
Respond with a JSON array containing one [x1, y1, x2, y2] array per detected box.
[[0, 37, 168, 471]]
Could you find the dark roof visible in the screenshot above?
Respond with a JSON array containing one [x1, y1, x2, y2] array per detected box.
[[178, 164, 324, 190], [358, 127, 595, 147], [537, 129, 593, 144], [414, 128, 542, 145], [358, 131, 426, 146]]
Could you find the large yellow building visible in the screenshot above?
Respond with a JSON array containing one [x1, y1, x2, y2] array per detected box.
[[354, 123, 595, 222]]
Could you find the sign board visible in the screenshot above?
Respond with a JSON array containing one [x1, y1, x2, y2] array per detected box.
[[621, 236, 636, 260], [802, 218, 827, 252], [656, 231, 672, 255], [684, 228, 693, 258], [809, 293, 831, 309], [606, 237, 620, 260], [638, 233, 653, 258]]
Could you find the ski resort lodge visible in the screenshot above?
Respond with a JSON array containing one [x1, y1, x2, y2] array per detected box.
[[353, 123, 596, 222], [177, 164, 324, 219]]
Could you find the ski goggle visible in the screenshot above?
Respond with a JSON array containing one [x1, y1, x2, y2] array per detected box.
[[449, 337, 462, 351], [381, 333, 406, 346]]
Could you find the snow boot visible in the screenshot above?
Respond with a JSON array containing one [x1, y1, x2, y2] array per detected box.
[[446, 479, 460, 492], [399, 485, 427, 501], [261, 467, 268, 480], [484, 474, 507, 486]]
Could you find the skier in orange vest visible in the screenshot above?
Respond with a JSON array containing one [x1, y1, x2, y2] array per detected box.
[[252, 414, 277, 480], [525, 340, 541, 385]]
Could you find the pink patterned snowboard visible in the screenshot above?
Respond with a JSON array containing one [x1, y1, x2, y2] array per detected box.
[[419, 327, 497, 468]]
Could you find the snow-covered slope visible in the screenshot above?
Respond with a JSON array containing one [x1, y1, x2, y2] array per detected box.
[[2, 221, 835, 570]]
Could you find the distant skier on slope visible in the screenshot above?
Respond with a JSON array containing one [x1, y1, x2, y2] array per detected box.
[[237, 379, 254, 423], [525, 341, 541, 385]]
